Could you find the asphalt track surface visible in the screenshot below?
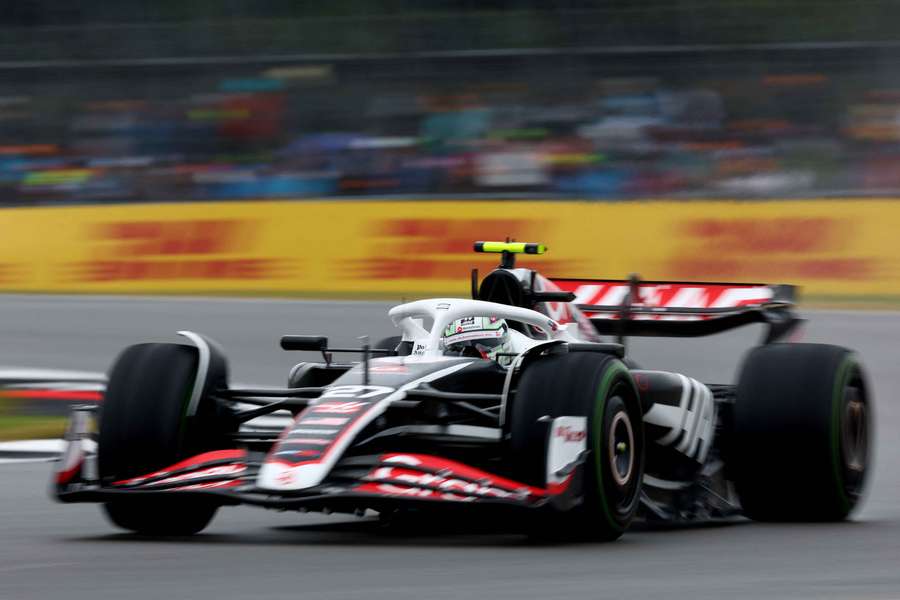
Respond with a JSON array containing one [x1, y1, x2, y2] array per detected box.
[[0, 295, 898, 600]]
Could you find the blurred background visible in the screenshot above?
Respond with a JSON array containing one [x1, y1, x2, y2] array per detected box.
[[1, 1, 900, 443], [1, 7, 900, 595], [5, 1, 900, 204]]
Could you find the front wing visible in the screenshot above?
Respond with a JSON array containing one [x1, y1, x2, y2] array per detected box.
[[54, 408, 582, 513]]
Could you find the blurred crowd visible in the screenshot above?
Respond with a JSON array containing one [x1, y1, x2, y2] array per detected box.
[[3, 54, 900, 204]]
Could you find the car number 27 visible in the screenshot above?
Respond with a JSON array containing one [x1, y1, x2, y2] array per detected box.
[[319, 385, 395, 399]]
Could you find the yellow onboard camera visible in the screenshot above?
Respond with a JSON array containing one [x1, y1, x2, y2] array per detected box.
[[473, 241, 546, 255]]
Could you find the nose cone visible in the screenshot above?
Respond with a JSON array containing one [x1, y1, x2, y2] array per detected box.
[[257, 394, 393, 491], [257, 461, 330, 491]]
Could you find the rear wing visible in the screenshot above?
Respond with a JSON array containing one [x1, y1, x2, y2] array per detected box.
[[550, 276, 802, 342]]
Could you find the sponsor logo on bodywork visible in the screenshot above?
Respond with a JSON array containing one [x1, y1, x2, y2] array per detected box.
[[555, 424, 586, 442], [369, 364, 408, 374], [546, 416, 587, 493], [354, 454, 546, 502]]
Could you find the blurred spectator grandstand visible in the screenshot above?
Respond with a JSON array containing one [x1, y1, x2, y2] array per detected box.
[[3, 1, 900, 204]]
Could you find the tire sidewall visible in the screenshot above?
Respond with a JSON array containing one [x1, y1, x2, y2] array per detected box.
[[830, 356, 871, 514], [589, 365, 644, 535]]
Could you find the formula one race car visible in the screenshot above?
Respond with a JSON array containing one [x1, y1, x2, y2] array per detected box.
[[53, 242, 872, 541]]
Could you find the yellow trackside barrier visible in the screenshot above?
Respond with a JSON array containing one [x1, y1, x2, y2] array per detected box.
[[0, 199, 898, 301]]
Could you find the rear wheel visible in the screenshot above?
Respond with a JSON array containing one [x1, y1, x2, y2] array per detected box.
[[731, 343, 871, 521], [508, 352, 644, 541], [98, 343, 234, 535]]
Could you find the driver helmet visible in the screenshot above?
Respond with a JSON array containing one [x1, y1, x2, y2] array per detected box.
[[441, 316, 511, 362]]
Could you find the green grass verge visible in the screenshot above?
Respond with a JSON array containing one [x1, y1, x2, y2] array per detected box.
[[0, 399, 67, 441], [0, 415, 67, 441]]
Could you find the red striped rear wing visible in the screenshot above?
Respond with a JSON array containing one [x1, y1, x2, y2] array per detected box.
[[549, 277, 799, 340], [550, 279, 796, 316]]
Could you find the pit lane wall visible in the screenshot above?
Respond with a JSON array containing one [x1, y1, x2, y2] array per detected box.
[[0, 199, 897, 302]]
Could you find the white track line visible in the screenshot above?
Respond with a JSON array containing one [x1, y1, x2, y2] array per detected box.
[[0, 367, 106, 382], [0, 439, 67, 454], [0, 457, 56, 465]]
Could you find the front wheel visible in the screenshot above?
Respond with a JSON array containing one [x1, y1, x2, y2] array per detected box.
[[98, 343, 233, 535], [508, 352, 644, 541], [105, 498, 218, 536]]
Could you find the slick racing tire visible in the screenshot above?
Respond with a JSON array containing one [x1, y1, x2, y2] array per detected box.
[[509, 352, 644, 541], [731, 343, 871, 521], [98, 343, 234, 535]]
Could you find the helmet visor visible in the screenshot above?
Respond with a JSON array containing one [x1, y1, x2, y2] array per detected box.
[[445, 336, 504, 353], [442, 327, 506, 356]]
